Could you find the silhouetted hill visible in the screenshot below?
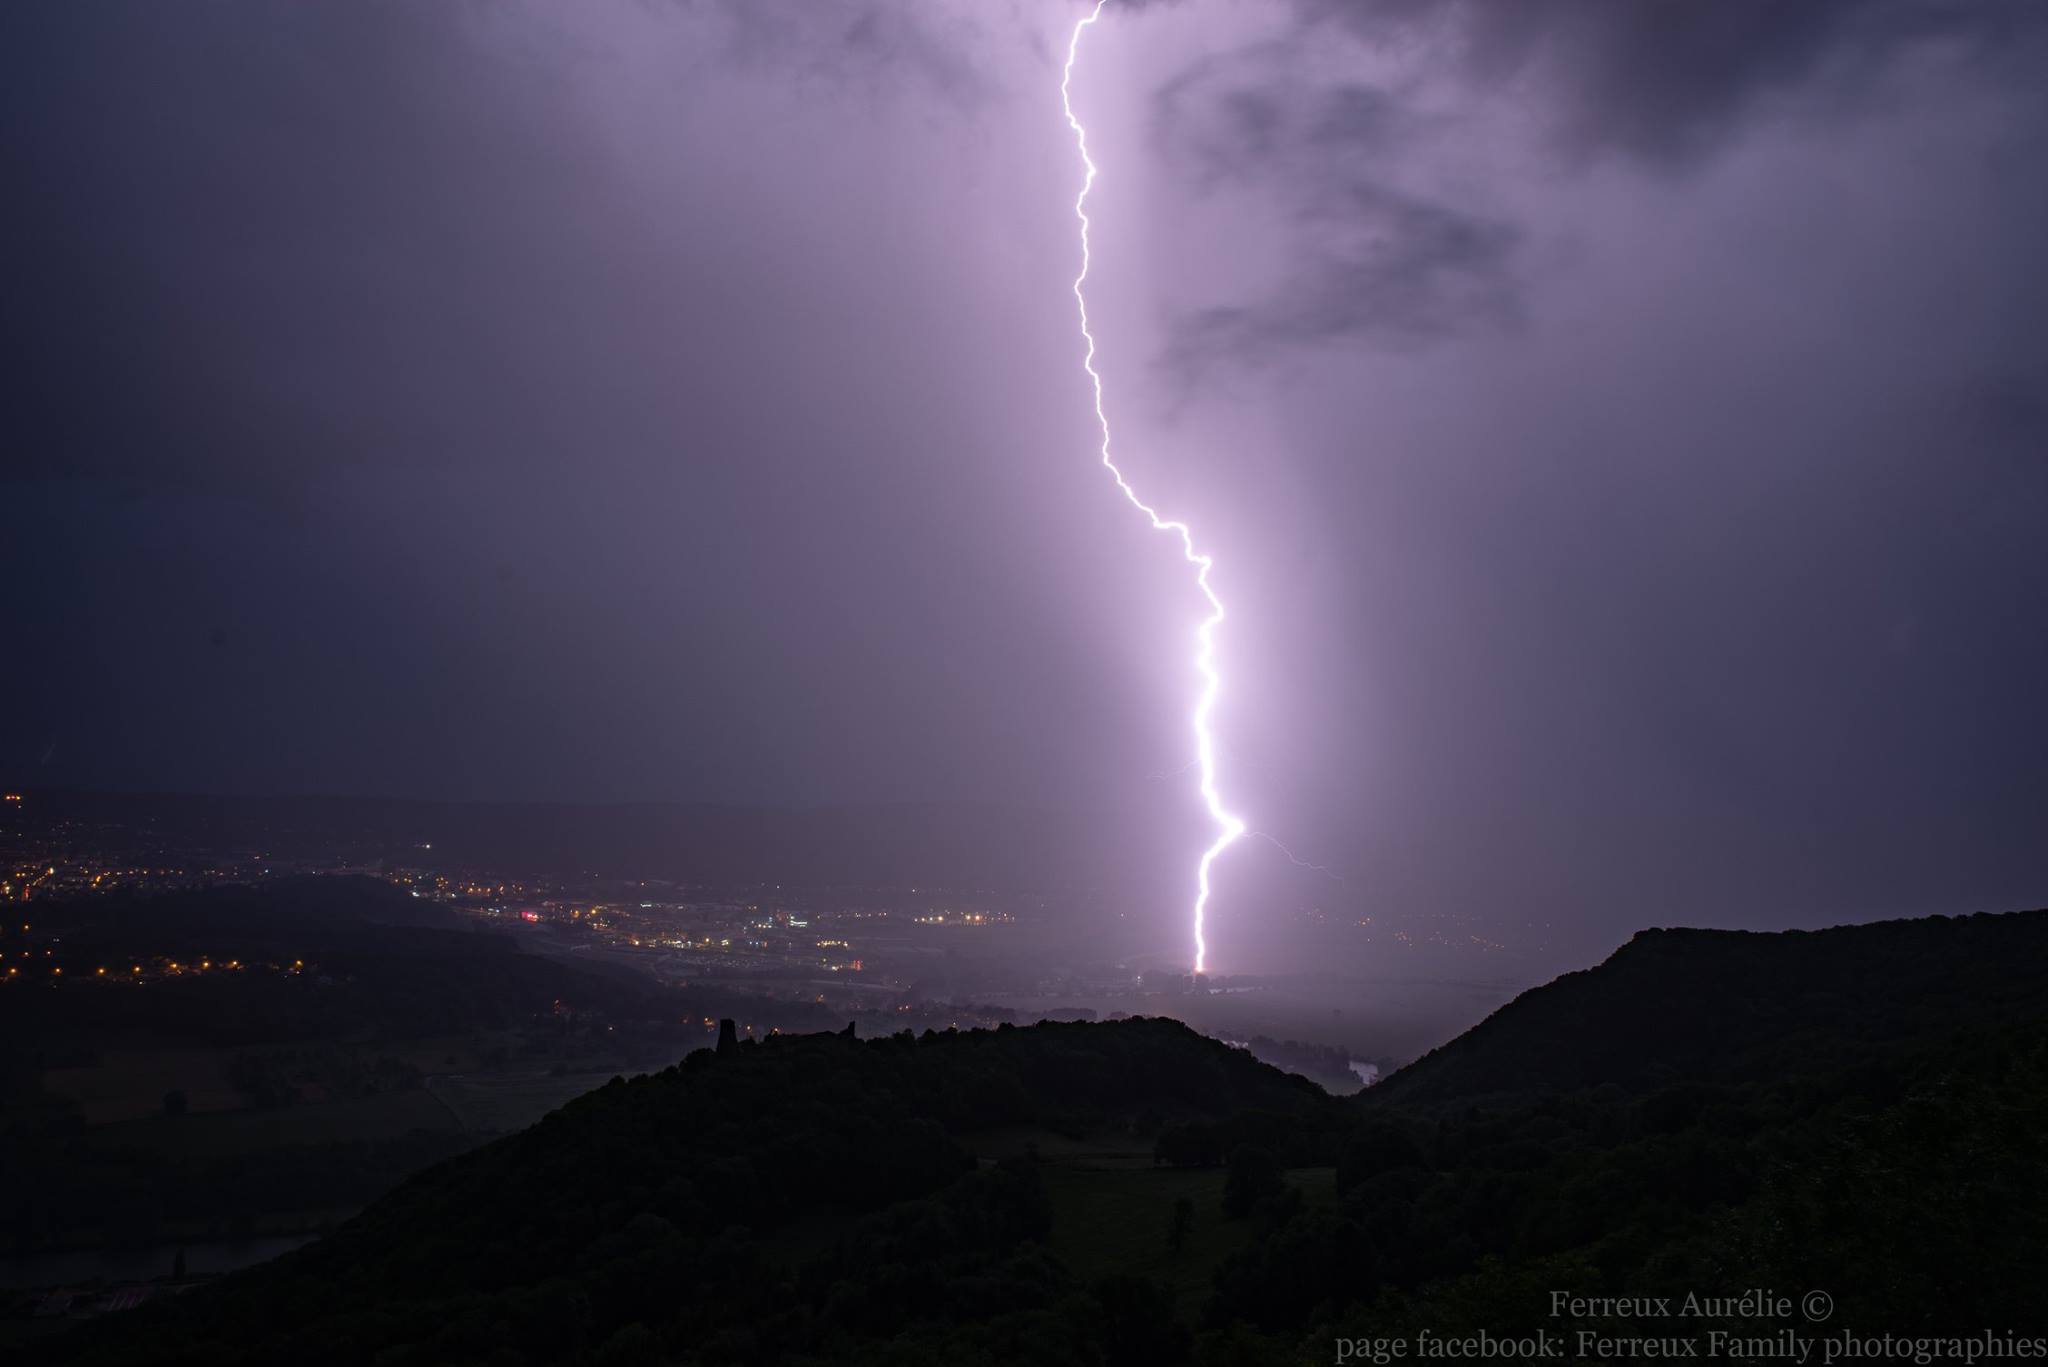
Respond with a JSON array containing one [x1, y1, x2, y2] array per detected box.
[[38, 1019, 1339, 1365], [1209, 910, 2048, 1341], [1371, 908, 2048, 1106], [28, 912, 2048, 1362]]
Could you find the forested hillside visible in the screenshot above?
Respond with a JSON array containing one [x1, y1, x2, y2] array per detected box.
[[36, 912, 2048, 1365]]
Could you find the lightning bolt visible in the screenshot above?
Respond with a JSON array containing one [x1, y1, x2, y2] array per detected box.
[[1063, 1, 1244, 976], [1248, 831, 1344, 884]]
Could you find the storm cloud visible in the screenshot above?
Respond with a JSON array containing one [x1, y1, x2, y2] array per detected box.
[[3, 0, 2044, 971]]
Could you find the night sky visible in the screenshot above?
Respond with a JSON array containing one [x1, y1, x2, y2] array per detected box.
[[5, 1, 2046, 966]]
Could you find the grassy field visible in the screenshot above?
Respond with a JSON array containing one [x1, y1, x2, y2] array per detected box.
[[39, 1030, 619, 1152], [1044, 1160, 1337, 1316], [42, 1049, 243, 1125], [962, 1126, 1335, 1320], [46, 1052, 609, 1155], [85, 1088, 461, 1156], [426, 1071, 615, 1134]]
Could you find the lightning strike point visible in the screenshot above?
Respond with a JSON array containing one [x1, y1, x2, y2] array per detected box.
[[1062, 1, 1246, 976]]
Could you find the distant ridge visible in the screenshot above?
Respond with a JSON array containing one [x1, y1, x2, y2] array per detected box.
[[1370, 907, 2048, 1105], [7, 787, 1180, 893]]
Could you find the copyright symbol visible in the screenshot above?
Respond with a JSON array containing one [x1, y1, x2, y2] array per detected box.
[[1803, 1291, 1833, 1323]]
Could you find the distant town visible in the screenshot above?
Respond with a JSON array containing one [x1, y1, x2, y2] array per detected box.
[[0, 788, 1459, 1083]]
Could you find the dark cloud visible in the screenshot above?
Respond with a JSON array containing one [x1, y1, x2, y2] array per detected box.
[[704, 0, 989, 107], [0, 0, 989, 503], [1147, 0, 2048, 375], [1152, 45, 1516, 376], [0, 2, 615, 497], [0, 0, 1209, 864], [1301, 0, 2048, 166], [1166, 179, 1518, 374], [3, 0, 2045, 972]]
